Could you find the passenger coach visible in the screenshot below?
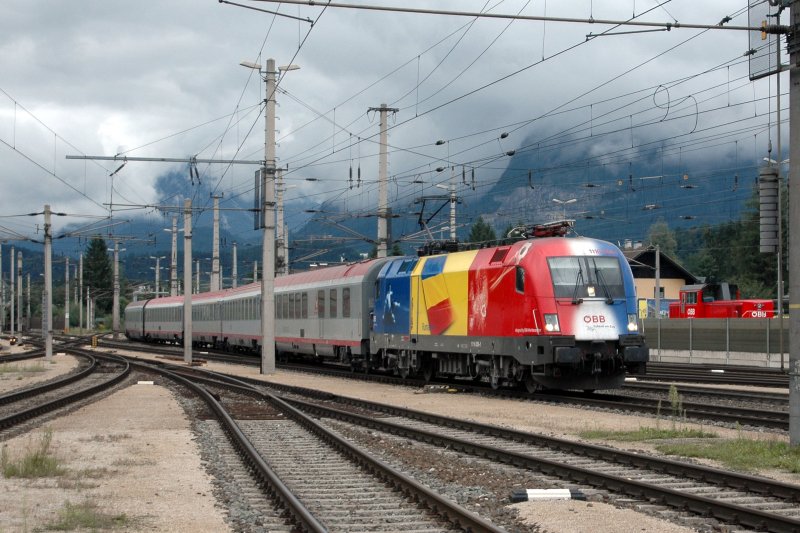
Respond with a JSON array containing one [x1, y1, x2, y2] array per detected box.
[[274, 259, 387, 367]]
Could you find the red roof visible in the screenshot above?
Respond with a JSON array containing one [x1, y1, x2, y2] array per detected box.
[[275, 259, 385, 288], [130, 260, 384, 308]]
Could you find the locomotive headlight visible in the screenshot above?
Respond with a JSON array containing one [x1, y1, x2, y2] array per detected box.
[[544, 314, 560, 332], [627, 314, 639, 332]]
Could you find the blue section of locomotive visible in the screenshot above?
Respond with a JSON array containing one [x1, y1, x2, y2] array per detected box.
[[373, 257, 417, 335], [419, 255, 446, 280]]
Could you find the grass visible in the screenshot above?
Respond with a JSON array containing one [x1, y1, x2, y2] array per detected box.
[[656, 438, 800, 473], [0, 362, 46, 375], [1, 429, 65, 478], [82, 433, 131, 443], [581, 424, 800, 473], [581, 385, 800, 473], [580, 426, 717, 441], [57, 467, 113, 490], [44, 500, 129, 531]]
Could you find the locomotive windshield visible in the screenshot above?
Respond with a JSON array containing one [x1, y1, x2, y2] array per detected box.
[[548, 256, 625, 301]]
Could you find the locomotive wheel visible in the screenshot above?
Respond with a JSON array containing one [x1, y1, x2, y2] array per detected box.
[[397, 350, 410, 378], [421, 359, 437, 382], [524, 373, 542, 394], [490, 357, 503, 389]]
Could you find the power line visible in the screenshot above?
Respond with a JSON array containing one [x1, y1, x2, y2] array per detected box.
[[249, 0, 781, 32]]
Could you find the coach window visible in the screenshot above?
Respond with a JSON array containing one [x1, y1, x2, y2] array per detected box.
[[282, 294, 289, 319], [329, 288, 337, 318], [515, 266, 525, 294], [343, 288, 351, 318], [302, 292, 309, 319], [317, 290, 325, 318], [288, 293, 295, 319]]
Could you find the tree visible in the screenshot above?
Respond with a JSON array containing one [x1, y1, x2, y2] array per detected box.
[[675, 187, 780, 299], [500, 222, 527, 244], [369, 242, 405, 258], [84, 237, 113, 314], [468, 216, 496, 245], [647, 218, 677, 257]]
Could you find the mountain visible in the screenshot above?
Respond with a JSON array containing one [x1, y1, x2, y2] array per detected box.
[[12, 137, 757, 283], [287, 137, 756, 261]]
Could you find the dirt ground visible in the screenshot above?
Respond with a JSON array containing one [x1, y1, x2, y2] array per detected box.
[[0, 339, 228, 533]]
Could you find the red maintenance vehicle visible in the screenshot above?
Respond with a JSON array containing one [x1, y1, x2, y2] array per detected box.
[[668, 282, 774, 319]]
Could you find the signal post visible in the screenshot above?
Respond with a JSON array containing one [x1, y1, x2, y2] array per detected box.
[[789, 0, 800, 446]]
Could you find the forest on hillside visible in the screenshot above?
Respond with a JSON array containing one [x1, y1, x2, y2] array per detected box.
[[647, 183, 787, 299]]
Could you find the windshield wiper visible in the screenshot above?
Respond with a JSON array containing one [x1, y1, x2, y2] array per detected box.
[[571, 267, 584, 304], [593, 266, 614, 304]]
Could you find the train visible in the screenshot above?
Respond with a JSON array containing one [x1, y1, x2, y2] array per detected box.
[[125, 223, 648, 392], [667, 282, 775, 319]]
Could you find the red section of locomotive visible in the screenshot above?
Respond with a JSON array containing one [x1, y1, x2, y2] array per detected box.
[[668, 282, 774, 319]]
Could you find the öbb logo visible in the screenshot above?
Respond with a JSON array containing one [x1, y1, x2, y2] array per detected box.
[[583, 315, 606, 324]]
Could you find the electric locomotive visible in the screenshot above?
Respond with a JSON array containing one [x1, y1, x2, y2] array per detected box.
[[371, 227, 648, 392]]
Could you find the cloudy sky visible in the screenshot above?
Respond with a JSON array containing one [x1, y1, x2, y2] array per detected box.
[[0, 0, 785, 251]]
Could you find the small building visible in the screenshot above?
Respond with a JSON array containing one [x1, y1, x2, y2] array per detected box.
[[622, 245, 699, 318]]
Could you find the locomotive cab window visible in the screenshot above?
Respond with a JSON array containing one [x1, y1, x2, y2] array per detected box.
[[515, 266, 525, 294], [548, 256, 625, 300]]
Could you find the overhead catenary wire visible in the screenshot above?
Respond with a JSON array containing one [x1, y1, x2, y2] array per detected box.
[[9, 1, 778, 253], [248, 0, 778, 32]]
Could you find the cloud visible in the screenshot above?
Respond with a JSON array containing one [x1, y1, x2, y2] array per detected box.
[[0, 0, 783, 246]]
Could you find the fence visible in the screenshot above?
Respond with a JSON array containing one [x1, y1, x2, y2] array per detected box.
[[641, 317, 790, 369]]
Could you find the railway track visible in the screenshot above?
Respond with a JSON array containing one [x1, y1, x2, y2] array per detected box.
[[267, 361, 792, 431], [124, 356, 501, 532], [55, 339, 800, 531], [0, 348, 131, 436], [97, 337, 791, 431], [212, 370, 800, 533], [645, 362, 789, 388]]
